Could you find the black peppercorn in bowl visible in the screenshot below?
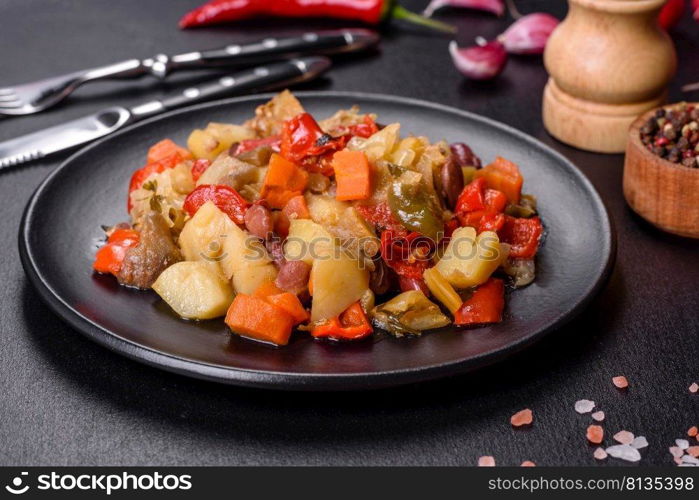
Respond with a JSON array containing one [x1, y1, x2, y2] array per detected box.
[[623, 102, 699, 238]]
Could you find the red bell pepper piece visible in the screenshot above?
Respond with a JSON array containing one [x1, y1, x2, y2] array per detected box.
[[347, 116, 379, 138], [93, 228, 140, 275], [499, 216, 543, 259], [231, 135, 281, 156], [355, 202, 405, 234], [456, 179, 508, 233], [311, 302, 373, 341], [190, 158, 211, 182], [455, 177, 487, 213], [454, 278, 505, 326], [478, 212, 506, 233], [380, 230, 433, 280], [280, 112, 348, 164], [484, 188, 507, 213], [183, 184, 250, 225]]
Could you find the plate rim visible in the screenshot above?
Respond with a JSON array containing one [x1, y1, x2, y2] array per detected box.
[[18, 90, 617, 391]]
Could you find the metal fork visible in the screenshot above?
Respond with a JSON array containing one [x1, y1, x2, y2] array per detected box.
[[0, 29, 378, 116]]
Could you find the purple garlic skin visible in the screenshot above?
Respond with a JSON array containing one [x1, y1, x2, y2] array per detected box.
[[449, 40, 507, 80], [499, 13, 560, 55]]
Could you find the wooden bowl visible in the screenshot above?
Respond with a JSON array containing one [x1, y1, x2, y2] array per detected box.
[[623, 104, 699, 238]]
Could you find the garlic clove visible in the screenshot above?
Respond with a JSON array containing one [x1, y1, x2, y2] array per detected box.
[[448, 40, 507, 80], [423, 0, 505, 18], [499, 13, 559, 55]]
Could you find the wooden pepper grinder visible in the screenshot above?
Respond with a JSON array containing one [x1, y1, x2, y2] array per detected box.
[[542, 0, 677, 153]]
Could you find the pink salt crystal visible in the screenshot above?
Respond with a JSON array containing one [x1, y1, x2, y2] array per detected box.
[[586, 425, 604, 444], [605, 444, 641, 462], [688, 426, 698, 437], [690, 382, 698, 394], [594, 448, 607, 460], [674, 456, 683, 465], [511, 408, 533, 427], [478, 456, 495, 467], [687, 446, 699, 458], [591, 411, 605, 422], [612, 376, 629, 389], [520, 461, 536, 467], [631, 436, 648, 449], [614, 430, 635, 445], [575, 399, 595, 414], [676, 439, 690, 450], [670, 446, 684, 458]]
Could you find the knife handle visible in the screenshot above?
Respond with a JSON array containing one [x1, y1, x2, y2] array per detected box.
[[167, 29, 378, 73], [129, 57, 331, 121]]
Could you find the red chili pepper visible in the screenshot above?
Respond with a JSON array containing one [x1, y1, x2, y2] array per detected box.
[[454, 278, 504, 326], [179, 0, 455, 33], [190, 158, 211, 182], [231, 135, 281, 156], [498, 216, 543, 259], [93, 229, 140, 275], [659, 0, 685, 30], [311, 301, 373, 341], [183, 184, 250, 225]]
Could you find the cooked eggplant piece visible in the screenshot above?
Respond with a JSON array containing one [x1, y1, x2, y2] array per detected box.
[[117, 212, 181, 289]]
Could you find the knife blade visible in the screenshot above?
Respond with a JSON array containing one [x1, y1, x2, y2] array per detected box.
[[0, 56, 331, 169]]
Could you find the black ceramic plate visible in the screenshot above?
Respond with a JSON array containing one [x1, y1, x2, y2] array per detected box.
[[19, 92, 614, 390]]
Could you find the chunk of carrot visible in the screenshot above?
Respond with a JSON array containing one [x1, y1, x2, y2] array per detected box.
[[252, 281, 309, 325], [266, 293, 310, 324], [261, 153, 309, 209], [225, 294, 294, 346], [332, 150, 372, 201], [253, 281, 284, 299], [474, 156, 523, 204]]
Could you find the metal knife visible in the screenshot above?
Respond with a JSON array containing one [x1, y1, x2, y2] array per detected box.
[[0, 56, 331, 169]]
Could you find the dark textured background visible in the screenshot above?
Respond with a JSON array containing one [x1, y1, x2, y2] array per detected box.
[[1, 0, 697, 466]]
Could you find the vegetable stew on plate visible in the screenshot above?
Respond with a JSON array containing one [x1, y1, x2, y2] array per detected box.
[[93, 90, 544, 346]]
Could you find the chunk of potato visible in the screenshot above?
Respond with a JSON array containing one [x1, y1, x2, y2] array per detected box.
[[153, 261, 234, 320], [435, 227, 503, 289], [178, 201, 274, 282], [178, 201, 236, 278], [232, 263, 278, 295], [284, 219, 335, 265], [310, 251, 369, 323], [305, 194, 380, 258]]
